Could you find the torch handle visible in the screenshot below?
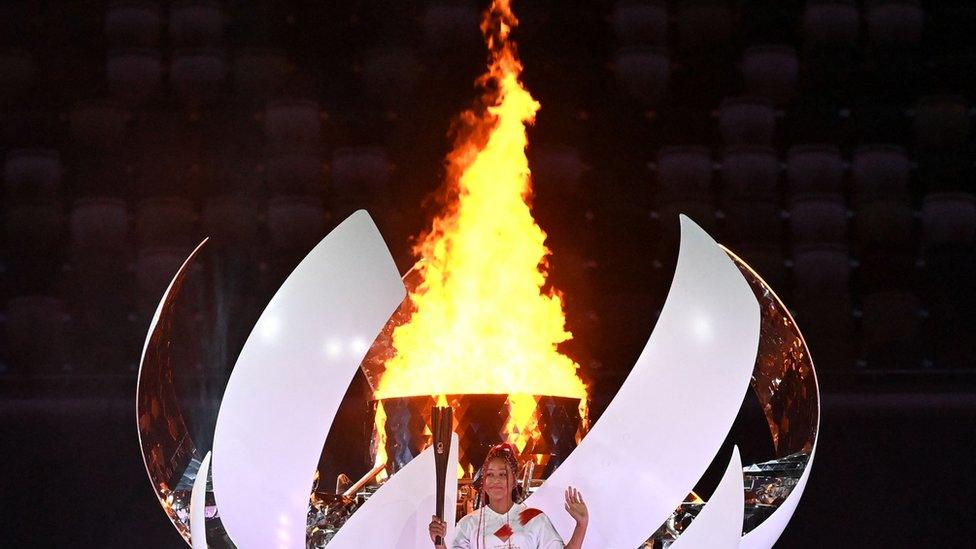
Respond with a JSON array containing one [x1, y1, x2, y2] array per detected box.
[[432, 405, 453, 545]]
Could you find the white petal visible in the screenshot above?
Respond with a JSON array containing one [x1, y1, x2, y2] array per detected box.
[[329, 433, 460, 547], [191, 451, 212, 549], [523, 215, 760, 548], [671, 446, 744, 549], [211, 211, 405, 548]]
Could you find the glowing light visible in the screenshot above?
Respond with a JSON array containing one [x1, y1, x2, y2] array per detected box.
[[259, 316, 281, 342], [325, 338, 343, 358], [375, 0, 587, 454], [692, 315, 713, 341], [349, 337, 370, 356]]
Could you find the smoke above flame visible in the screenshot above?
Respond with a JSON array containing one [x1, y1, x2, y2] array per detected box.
[[374, 0, 586, 448]]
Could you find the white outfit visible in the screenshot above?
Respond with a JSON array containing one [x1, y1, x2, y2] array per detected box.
[[452, 502, 564, 549]]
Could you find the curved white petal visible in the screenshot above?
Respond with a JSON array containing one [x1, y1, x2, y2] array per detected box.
[[329, 434, 459, 548], [671, 446, 744, 549], [211, 211, 406, 548], [524, 215, 760, 548], [191, 451, 212, 549]]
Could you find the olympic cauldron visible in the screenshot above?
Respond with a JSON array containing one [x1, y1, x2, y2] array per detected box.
[[356, 267, 589, 485], [368, 394, 586, 480]]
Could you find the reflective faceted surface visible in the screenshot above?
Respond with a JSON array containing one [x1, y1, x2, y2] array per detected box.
[[135, 242, 204, 545], [726, 247, 819, 461], [136, 240, 253, 548]]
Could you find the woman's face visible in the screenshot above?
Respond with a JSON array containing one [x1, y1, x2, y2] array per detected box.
[[483, 457, 515, 504]]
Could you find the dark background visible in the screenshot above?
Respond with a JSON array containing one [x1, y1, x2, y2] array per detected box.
[[1, 1, 974, 547]]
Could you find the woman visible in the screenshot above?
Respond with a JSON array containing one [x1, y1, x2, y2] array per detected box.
[[428, 443, 588, 549]]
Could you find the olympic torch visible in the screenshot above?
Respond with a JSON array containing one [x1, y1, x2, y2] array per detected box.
[[431, 404, 453, 545]]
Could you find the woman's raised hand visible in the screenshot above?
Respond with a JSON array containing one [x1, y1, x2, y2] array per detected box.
[[428, 515, 447, 547], [564, 486, 588, 527]]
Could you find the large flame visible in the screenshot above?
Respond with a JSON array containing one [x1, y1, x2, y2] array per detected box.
[[375, 0, 586, 452]]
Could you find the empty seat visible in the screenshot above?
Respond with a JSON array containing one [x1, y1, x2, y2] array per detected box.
[[68, 247, 134, 371], [801, 0, 860, 47], [5, 252, 64, 296], [69, 100, 130, 152], [170, 48, 227, 106], [264, 99, 322, 149], [913, 96, 971, 152], [169, 1, 224, 47], [4, 149, 62, 202], [860, 290, 922, 368], [723, 199, 783, 245], [0, 49, 35, 103], [915, 150, 973, 193], [611, 0, 668, 46], [4, 296, 68, 374], [852, 199, 914, 254], [330, 147, 391, 203], [789, 193, 848, 245], [857, 249, 916, 294], [925, 308, 976, 369], [106, 49, 163, 105], [720, 146, 781, 200], [5, 203, 63, 253], [851, 144, 910, 204], [233, 48, 291, 104], [132, 150, 194, 198], [528, 144, 585, 196], [741, 45, 798, 105], [71, 154, 132, 197], [675, 1, 733, 51], [613, 47, 670, 106], [718, 97, 777, 146], [266, 151, 323, 195], [785, 144, 845, 196], [422, 2, 480, 53], [865, 0, 924, 48], [361, 48, 420, 109], [212, 148, 263, 196], [4, 109, 65, 150], [595, 200, 657, 282], [783, 98, 844, 144], [921, 192, 976, 248], [655, 146, 713, 199], [104, 1, 162, 47], [793, 243, 851, 299], [202, 195, 259, 244], [135, 197, 197, 247], [792, 293, 856, 368], [69, 198, 129, 251], [266, 195, 326, 250], [852, 96, 913, 142], [923, 246, 976, 368]]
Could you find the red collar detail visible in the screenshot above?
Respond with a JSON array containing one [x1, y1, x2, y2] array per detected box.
[[518, 508, 544, 526]]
